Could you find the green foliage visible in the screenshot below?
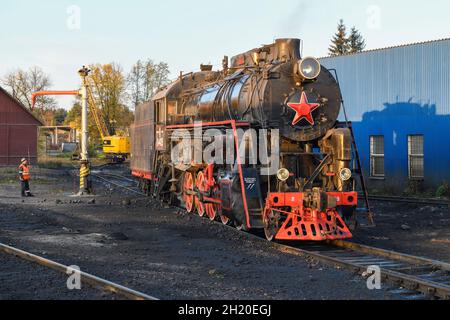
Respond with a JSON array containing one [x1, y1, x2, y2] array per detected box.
[[37, 160, 64, 169], [89, 63, 126, 135], [329, 19, 349, 56], [329, 20, 366, 56], [53, 108, 68, 125], [37, 129, 47, 156], [348, 27, 366, 53], [64, 103, 81, 127], [436, 182, 450, 198], [65, 102, 98, 142], [403, 180, 424, 196]]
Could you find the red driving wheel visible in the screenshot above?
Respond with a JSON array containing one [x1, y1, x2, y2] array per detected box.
[[195, 171, 207, 217], [182, 172, 195, 213], [206, 183, 218, 221], [220, 214, 230, 225]]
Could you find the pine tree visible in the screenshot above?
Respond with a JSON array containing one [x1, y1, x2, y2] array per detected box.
[[328, 19, 349, 56], [348, 26, 366, 53]]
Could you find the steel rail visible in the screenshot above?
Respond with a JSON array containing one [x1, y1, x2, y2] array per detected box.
[[329, 240, 450, 271], [364, 195, 450, 206], [198, 214, 450, 299], [276, 243, 450, 300], [0, 243, 158, 300], [94, 172, 450, 299], [91, 173, 146, 196], [92, 172, 137, 183]]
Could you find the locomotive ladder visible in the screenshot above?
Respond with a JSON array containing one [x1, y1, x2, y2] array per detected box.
[[347, 122, 374, 226], [329, 68, 374, 226], [152, 150, 166, 198]]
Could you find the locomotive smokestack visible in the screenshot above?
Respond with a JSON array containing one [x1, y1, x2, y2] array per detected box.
[[274, 38, 301, 62], [200, 64, 213, 72]]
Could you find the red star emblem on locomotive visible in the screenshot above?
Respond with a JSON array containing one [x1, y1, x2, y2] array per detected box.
[[287, 92, 320, 126]]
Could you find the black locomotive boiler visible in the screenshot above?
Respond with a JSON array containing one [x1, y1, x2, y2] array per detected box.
[[131, 38, 358, 241]]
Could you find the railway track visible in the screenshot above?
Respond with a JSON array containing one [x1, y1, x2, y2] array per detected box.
[[96, 172, 450, 300], [90, 171, 146, 197], [365, 195, 450, 206], [0, 243, 158, 300], [281, 240, 450, 300]]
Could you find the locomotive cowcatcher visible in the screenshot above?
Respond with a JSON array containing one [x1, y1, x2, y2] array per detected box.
[[131, 38, 359, 241]]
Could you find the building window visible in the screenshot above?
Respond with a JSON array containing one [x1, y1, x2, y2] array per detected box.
[[370, 136, 385, 178], [408, 135, 424, 180]]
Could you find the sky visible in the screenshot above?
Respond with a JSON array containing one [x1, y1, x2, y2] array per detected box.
[[1, 0, 449, 109]]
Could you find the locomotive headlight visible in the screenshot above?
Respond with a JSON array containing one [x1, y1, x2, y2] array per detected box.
[[298, 57, 321, 80], [339, 168, 352, 181], [277, 168, 290, 182]]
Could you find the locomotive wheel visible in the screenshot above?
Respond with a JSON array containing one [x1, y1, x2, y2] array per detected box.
[[206, 205, 216, 221], [195, 171, 206, 217], [206, 184, 219, 221], [182, 172, 195, 213], [234, 221, 245, 231], [209, 183, 229, 224], [340, 206, 358, 231], [220, 215, 230, 225], [264, 209, 280, 242]]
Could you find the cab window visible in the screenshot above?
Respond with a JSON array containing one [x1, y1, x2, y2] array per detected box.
[[155, 100, 166, 124]]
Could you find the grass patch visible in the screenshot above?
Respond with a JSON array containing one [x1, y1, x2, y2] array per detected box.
[[37, 155, 112, 169], [436, 182, 450, 198]]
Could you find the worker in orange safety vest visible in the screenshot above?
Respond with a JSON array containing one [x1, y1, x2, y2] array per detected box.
[[19, 158, 34, 197]]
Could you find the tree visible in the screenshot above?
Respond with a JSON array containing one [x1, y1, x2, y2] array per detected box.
[[64, 103, 82, 129], [88, 63, 127, 135], [54, 108, 68, 125], [329, 20, 367, 56], [127, 60, 146, 108], [65, 102, 102, 144], [2, 67, 58, 125], [75, 63, 136, 144], [113, 104, 134, 136], [329, 19, 349, 56], [1, 67, 56, 110], [151, 62, 171, 95], [348, 26, 366, 53], [127, 59, 171, 108]]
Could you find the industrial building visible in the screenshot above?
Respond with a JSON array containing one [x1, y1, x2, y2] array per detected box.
[[320, 38, 450, 192], [0, 86, 43, 165]]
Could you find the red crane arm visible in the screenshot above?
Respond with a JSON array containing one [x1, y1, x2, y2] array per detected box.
[[31, 90, 80, 109]]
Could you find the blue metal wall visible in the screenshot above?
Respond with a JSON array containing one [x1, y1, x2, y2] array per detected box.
[[320, 39, 450, 190]]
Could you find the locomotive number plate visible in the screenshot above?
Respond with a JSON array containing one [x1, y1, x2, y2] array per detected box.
[[156, 125, 167, 151]]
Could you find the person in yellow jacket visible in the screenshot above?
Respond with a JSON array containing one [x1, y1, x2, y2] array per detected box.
[[19, 158, 34, 197]]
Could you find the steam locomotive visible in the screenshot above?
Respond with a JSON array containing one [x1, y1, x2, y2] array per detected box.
[[131, 38, 357, 241]]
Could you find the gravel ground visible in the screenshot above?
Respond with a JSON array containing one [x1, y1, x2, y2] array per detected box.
[[0, 166, 439, 300], [353, 201, 450, 262], [0, 252, 118, 300]]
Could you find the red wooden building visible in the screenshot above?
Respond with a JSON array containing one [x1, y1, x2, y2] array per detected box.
[[0, 86, 43, 165]]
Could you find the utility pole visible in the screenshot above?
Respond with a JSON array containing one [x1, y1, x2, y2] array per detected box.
[[78, 66, 92, 195]]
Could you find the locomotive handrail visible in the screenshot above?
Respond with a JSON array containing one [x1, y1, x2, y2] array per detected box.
[[166, 121, 250, 129], [304, 154, 331, 189]]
